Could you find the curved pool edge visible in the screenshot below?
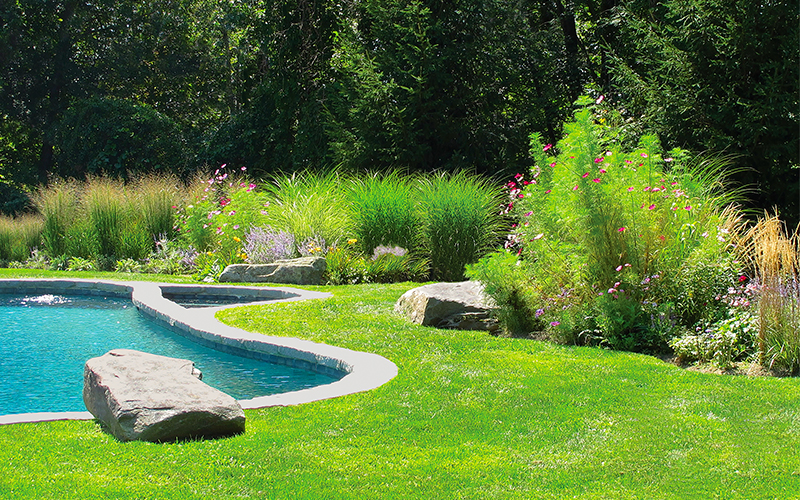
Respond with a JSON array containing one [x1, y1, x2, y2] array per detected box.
[[0, 278, 399, 425]]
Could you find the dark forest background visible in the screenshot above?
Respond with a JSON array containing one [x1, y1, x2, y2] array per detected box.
[[1, 0, 797, 225]]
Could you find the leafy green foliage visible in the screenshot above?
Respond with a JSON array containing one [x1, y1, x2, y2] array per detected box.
[[465, 250, 540, 336], [508, 100, 743, 351], [53, 98, 186, 177]]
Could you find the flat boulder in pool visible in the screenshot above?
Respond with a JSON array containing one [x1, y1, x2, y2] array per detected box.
[[83, 349, 245, 442]]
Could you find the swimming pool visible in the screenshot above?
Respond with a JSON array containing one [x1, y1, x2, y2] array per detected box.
[[0, 293, 340, 415], [0, 279, 399, 425]]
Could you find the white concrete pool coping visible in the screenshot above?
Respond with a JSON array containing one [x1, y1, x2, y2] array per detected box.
[[0, 278, 399, 425]]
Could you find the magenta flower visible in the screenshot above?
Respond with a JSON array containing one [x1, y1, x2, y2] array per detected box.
[[641, 153, 648, 158], [515, 173, 524, 180], [618, 227, 626, 232], [684, 205, 692, 211], [627, 187, 635, 192], [594, 157, 604, 164], [524, 211, 533, 217], [573, 185, 579, 191], [241, 166, 247, 171], [648, 204, 656, 210], [582, 172, 589, 178], [616, 265, 623, 272], [545, 189, 552, 194], [599, 169, 607, 174], [543, 144, 553, 152], [550, 162, 556, 168], [550, 321, 561, 327], [625, 160, 633, 164], [592, 178, 601, 183]]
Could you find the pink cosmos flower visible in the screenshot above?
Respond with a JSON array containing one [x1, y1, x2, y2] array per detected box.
[[618, 227, 626, 232], [625, 160, 633, 164], [533, 233, 544, 240], [550, 321, 561, 326], [641, 153, 648, 158], [545, 189, 552, 194], [616, 265, 623, 272], [582, 172, 590, 178], [644, 187, 651, 192], [524, 211, 533, 217], [648, 204, 656, 210], [573, 185, 579, 191], [550, 162, 556, 168], [543, 144, 553, 152], [684, 205, 692, 211], [241, 166, 247, 171], [627, 187, 635, 192], [599, 169, 606, 174], [596, 95, 604, 104], [592, 178, 601, 183], [594, 157, 604, 164]]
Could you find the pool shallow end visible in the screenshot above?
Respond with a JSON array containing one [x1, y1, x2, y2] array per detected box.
[[0, 279, 399, 425]]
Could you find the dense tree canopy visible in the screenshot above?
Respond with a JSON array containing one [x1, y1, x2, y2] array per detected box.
[[1, 0, 797, 222]]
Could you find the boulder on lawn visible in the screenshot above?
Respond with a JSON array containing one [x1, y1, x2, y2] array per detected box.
[[394, 281, 499, 332], [83, 349, 245, 442], [219, 256, 326, 285]]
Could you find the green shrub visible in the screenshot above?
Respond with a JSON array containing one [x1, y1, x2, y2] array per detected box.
[[508, 99, 744, 351], [670, 311, 757, 369], [466, 251, 540, 336], [67, 256, 95, 272], [416, 171, 504, 282]]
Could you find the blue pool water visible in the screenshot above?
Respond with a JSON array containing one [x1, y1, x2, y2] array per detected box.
[[0, 294, 340, 416]]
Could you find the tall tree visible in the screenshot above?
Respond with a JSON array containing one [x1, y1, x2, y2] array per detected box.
[[596, 0, 799, 224]]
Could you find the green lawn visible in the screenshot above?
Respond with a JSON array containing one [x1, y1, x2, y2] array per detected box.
[[1, 271, 799, 499]]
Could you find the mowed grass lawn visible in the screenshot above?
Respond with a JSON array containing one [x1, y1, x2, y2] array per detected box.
[[0, 271, 799, 499]]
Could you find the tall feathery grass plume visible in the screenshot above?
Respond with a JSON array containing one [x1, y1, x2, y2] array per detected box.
[[0, 214, 43, 262], [33, 178, 82, 258], [130, 173, 181, 244], [740, 212, 800, 373]]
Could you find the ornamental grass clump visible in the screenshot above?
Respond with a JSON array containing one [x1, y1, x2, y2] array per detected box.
[[741, 213, 800, 373], [261, 169, 352, 249], [0, 214, 43, 263], [130, 173, 181, 244], [416, 171, 504, 282], [349, 171, 418, 255], [34, 179, 81, 257], [492, 98, 745, 351]]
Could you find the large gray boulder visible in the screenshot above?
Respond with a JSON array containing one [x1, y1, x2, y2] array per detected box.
[[395, 281, 499, 332], [83, 349, 245, 442], [219, 256, 326, 285]]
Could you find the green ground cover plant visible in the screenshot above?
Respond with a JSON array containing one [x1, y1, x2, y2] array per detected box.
[[0, 269, 798, 499]]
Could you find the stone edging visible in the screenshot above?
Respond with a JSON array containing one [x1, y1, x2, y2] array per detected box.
[[0, 279, 399, 425]]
